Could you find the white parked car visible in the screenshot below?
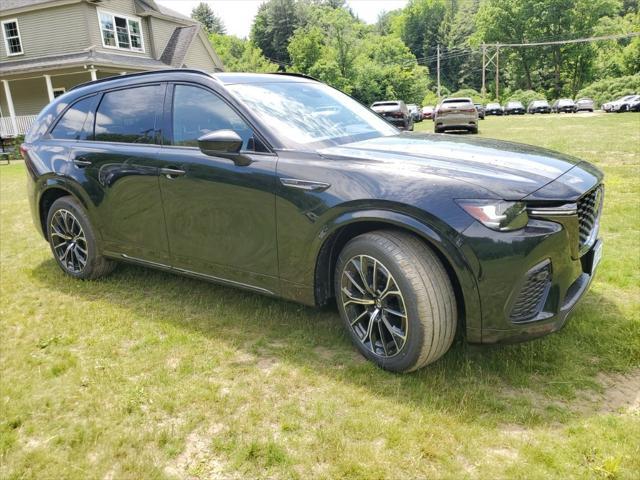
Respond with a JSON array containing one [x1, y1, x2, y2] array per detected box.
[[434, 97, 479, 134]]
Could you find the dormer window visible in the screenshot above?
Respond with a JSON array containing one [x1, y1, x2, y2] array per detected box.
[[98, 10, 144, 52], [2, 19, 23, 56]]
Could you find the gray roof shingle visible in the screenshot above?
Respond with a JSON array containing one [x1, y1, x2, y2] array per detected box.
[[159, 25, 199, 67]]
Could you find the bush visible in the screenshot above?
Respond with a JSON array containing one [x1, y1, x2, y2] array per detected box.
[[7, 135, 24, 161], [449, 88, 482, 103], [576, 75, 640, 107], [508, 89, 546, 107]]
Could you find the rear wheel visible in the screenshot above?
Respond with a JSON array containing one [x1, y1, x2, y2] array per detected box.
[[469, 127, 478, 134], [334, 230, 457, 373], [46, 196, 115, 280]]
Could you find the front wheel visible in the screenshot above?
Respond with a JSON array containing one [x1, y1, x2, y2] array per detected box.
[[334, 230, 457, 373], [46, 196, 116, 280]]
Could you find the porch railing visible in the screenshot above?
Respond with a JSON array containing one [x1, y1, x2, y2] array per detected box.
[[0, 115, 38, 138]]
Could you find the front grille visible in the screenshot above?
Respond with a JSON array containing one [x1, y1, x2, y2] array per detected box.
[[510, 261, 552, 323], [577, 185, 603, 251]]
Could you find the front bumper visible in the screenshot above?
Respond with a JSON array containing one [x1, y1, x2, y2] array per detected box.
[[462, 203, 603, 344]]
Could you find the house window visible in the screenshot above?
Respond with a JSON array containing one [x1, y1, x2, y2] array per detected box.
[[2, 19, 23, 56], [98, 10, 144, 52]]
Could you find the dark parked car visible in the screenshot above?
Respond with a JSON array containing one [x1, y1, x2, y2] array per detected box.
[[575, 98, 595, 112], [629, 96, 640, 112], [485, 102, 503, 115], [602, 95, 638, 113], [24, 70, 605, 373], [527, 100, 551, 114], [371, 100, 413, 130], [474, 103, 485, 119], [504, 101, 526, 115], [552, 99, 576, 113]]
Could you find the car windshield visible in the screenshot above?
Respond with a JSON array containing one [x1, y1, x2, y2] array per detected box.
[[228, 82, 398, 149], [508, 102, 523, 107], [487, 103, 500, 108], [532, 101, 548, 106], [558, 99, 574, 105]]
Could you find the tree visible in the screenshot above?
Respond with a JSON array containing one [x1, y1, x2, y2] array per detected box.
[[191, 2, 226, 35], [251, 0, 309, 65], [210, 34, 278, 72]]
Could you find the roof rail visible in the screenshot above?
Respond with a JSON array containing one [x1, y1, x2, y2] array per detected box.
[[269, 71, 320, 82], [69, 68, 211, 91]]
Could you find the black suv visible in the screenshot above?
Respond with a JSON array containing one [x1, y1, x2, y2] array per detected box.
[[370, 100, 414, 131], [24, 70, 604, 373]]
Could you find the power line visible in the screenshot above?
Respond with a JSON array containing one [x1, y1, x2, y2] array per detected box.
[[498, 31, 640, 47]]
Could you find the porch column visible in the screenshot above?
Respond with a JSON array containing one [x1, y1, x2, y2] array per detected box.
[[89, 68, 97, 81], [1, 80, 18, 136], [44, 74, 54, 102]]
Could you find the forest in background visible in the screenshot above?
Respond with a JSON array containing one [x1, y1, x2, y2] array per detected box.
[[192, 0, 639, 106]]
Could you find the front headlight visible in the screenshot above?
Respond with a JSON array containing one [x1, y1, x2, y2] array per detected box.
[[456, 199, 528, 231]]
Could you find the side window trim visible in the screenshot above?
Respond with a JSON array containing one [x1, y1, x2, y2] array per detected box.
[[91, 82, 166, 146], [166, 81, 274, 154]]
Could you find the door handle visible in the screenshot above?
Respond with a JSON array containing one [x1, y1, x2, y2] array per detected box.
[[280, 178, 330, 191], [72, 156, 92, 168], [160, 167, 186, 179]]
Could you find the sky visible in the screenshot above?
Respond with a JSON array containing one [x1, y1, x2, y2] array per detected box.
[[156, 1, 409, 39]]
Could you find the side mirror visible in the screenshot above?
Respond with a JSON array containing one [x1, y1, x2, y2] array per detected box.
[[198, 129, 242, 154], [197, 130, 252, 166]]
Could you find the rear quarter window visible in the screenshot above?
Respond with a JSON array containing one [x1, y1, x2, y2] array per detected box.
[[50, 95, 97, 140]]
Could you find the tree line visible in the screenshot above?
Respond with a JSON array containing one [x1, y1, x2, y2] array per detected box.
[[192, 0, 639, 106]]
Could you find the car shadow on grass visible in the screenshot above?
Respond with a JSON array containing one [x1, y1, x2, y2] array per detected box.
[[31, 258, 632, 427]]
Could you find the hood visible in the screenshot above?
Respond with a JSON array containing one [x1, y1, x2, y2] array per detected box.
[[319, 133, 587, 199]]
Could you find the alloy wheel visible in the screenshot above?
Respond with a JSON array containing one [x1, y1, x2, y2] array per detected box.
[[340, 255, 408, 357], [50, 209, 88, 274]]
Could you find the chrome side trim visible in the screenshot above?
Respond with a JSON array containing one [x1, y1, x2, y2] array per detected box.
[[120, 254, 273, 295], [121, 254, 171, 269], [280, 178, 331, 191]]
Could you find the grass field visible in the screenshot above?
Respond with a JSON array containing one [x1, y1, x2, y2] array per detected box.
[[1, 113, 639, 479]]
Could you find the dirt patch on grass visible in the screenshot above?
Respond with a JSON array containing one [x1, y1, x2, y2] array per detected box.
[[501, 368, 640, 416], [164, 423, 232, 480], [594, 369, 640, 414]]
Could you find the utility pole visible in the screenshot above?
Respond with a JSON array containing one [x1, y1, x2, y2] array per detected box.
[[436, 44, 441, 100], [481, 43, 486, 99], [495, 43, 500, 101]]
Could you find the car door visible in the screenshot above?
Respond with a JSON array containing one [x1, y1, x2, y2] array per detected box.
[[157, 82, 279, 293], [68, 83, 170, 263]]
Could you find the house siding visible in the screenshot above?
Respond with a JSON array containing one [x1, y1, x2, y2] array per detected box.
[[0, 4, 90, 61], [183, 36, 217, 71], [149, 17, 177, 59], [1, 77, 50, 115]]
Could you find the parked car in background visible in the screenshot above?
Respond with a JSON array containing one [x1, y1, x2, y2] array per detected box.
[[434, 97, 478, 133], [527, 100, 551, 114], [408, 104, 422, 122], [552, 99, 576, 113], [422, 105, 435, 120], [474, 103, 485, 119], [485, 103, 503, 115], [575, 98, 595, 112], [629, 96, 640, 112], [611, 94, 639, 113], [24, 70, 605, 373], [504, 101, 526, 115], [371, 100, 413, 130]]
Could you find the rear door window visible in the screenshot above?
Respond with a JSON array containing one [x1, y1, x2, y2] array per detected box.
[[50, 95, 96, 140], [94, 85, 163, 144]]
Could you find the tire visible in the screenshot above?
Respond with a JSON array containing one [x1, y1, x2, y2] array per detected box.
[[334, 230, 457, 373], [469, 127, 478, 134], [46, 196, 116, 280]]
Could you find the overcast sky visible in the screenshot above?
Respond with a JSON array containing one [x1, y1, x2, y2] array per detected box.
[[156, 1, 409, 38]]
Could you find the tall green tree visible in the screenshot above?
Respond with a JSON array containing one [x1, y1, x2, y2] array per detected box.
[[210, 34, 278, 72], [251, 0, 309, 66], [191, 2, 226, 35]]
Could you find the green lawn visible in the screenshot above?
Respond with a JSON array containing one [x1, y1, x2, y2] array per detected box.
[[1, 113, 639, 479]]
